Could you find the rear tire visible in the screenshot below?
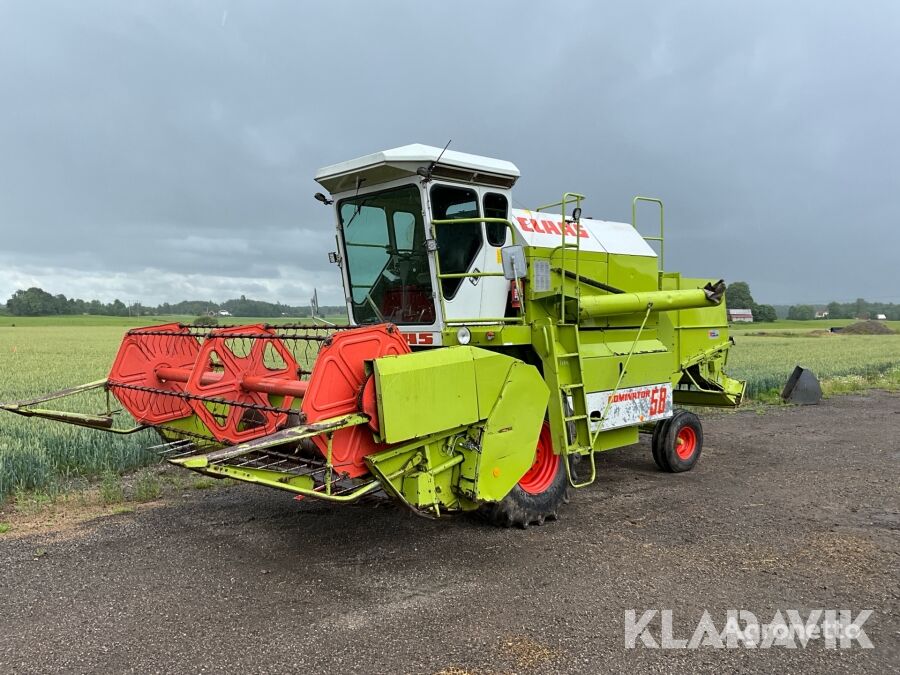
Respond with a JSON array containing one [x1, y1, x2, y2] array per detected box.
[[655, 410, 703, 473], [480, 423, 569, 528], [650, 419, 669, 469]]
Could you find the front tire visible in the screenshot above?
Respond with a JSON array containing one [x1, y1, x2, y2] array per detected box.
[[480, 423, 569, 528]]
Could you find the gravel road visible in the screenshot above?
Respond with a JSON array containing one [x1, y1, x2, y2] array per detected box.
[[1, 391, 898, 674]]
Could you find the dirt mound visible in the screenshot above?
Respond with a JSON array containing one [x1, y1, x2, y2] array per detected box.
[[840, 320, 896, 335]]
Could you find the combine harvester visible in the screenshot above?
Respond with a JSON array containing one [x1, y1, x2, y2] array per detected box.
[[1, 145, 745, 527]]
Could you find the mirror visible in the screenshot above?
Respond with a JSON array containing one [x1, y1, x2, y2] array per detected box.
[[572, 206, 582, 222], [501, 245, 527, 280]]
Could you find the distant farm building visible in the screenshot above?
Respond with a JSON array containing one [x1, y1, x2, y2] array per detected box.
[[217, 310, 232, 317], [815, 309, 829, 319], [876, 313, 887, 320], [728, 308, 753, 323]]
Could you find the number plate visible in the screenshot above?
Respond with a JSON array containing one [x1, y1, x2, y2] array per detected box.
[[584, 383, 673, 432]]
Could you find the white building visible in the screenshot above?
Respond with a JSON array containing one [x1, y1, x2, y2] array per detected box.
[[728, 308, 753, 323]]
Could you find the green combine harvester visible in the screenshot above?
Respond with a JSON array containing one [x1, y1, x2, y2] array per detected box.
[[1, 144, 745, 527]]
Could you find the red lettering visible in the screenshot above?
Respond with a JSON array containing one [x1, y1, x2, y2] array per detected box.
[[531, 218, 545, 234], [517, 216, 534, 232], [541, 219, 561, 235], [578, 225, 589, 238], [403, 332, 434, 346], [563, 223, 577, 237]]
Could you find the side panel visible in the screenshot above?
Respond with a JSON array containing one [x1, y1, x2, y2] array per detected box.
[[475, 360, 549, 501], [370, 346, 549, 508], [374, 348, 480, 443], [658, 274, 746, 406], [658, 273, 731, 366], [605, 254, 659, 296]]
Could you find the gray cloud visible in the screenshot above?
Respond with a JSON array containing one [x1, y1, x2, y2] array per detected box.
[[0, 1, 897, 305]]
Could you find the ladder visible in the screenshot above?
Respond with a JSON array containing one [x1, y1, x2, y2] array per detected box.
[[544, 324, 596, 487]]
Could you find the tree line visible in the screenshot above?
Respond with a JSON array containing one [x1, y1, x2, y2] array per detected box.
[[786, 299, 899, 321], [725, 282, 898, 321], [7, 284, 895, 322], [4, 287, 345, 318]]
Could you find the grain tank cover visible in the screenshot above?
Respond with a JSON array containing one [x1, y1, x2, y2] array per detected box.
[[510, 209, 657, 257], [315, 144, 520, 193]]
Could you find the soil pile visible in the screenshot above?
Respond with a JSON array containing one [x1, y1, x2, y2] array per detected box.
[[840, 320, 896, 335]]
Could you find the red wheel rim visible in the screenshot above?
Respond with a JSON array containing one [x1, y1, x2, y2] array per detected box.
[[675, 426, 697, 460], [518, 424, 560, 495]]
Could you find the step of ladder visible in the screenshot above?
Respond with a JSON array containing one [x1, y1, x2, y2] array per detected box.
[[559, 382, 584, 391]]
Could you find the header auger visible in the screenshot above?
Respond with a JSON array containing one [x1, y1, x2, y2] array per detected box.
[[1, 144, 746, 527]]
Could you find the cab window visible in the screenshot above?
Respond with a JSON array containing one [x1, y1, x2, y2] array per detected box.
[[483, 192, 509, 247], [339, 185, 435, 325], [431, 185, 483, 300]]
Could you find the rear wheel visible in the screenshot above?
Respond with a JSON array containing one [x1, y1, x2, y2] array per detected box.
[[650, 419, 669, 469], [480, 423, 569, 528], [654, 410, 703, 472]]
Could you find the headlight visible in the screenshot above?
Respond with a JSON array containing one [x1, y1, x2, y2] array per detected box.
[[456, 327, 471, 345]]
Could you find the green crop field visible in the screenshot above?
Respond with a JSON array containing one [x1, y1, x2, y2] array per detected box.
[[0, 315, 897, 500], [0, 315, 348, 500], [729, 318, 900, 333], [0, 323, 157, 499], [728, 333, 900, 398]]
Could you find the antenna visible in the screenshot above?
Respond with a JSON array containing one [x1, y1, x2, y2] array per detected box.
[[416, 139, 452, 181], [434, 138, 452, 166]]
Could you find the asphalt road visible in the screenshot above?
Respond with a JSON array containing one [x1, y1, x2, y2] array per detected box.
[[1, 391, 898, 674]]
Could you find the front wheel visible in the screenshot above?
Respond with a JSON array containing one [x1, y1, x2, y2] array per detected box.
[[480, 422, 570, 528], [653, 410, 703, 472]]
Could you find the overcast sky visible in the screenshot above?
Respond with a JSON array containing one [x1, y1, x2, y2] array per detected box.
[[1, 1, 897, 306]]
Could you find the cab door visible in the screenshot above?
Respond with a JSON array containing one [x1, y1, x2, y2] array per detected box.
[[477, 190, 512, 320], [429, 183, 485, 323]]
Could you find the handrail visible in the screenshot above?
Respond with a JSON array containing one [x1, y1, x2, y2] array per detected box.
[[345, 241, 389, 249], [535, 193, 586, 212], [430, 217, 516, 238], [438, 271, 505, 279], [537, 192, 586, 324], [632, 196, 664, 271], [429, 217, 526, 327]]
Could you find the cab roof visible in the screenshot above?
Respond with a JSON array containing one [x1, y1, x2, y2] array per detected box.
[[315, 144, 520, 194]]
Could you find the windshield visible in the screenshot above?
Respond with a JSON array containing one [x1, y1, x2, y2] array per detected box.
[[339, 184, 436, 325]]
